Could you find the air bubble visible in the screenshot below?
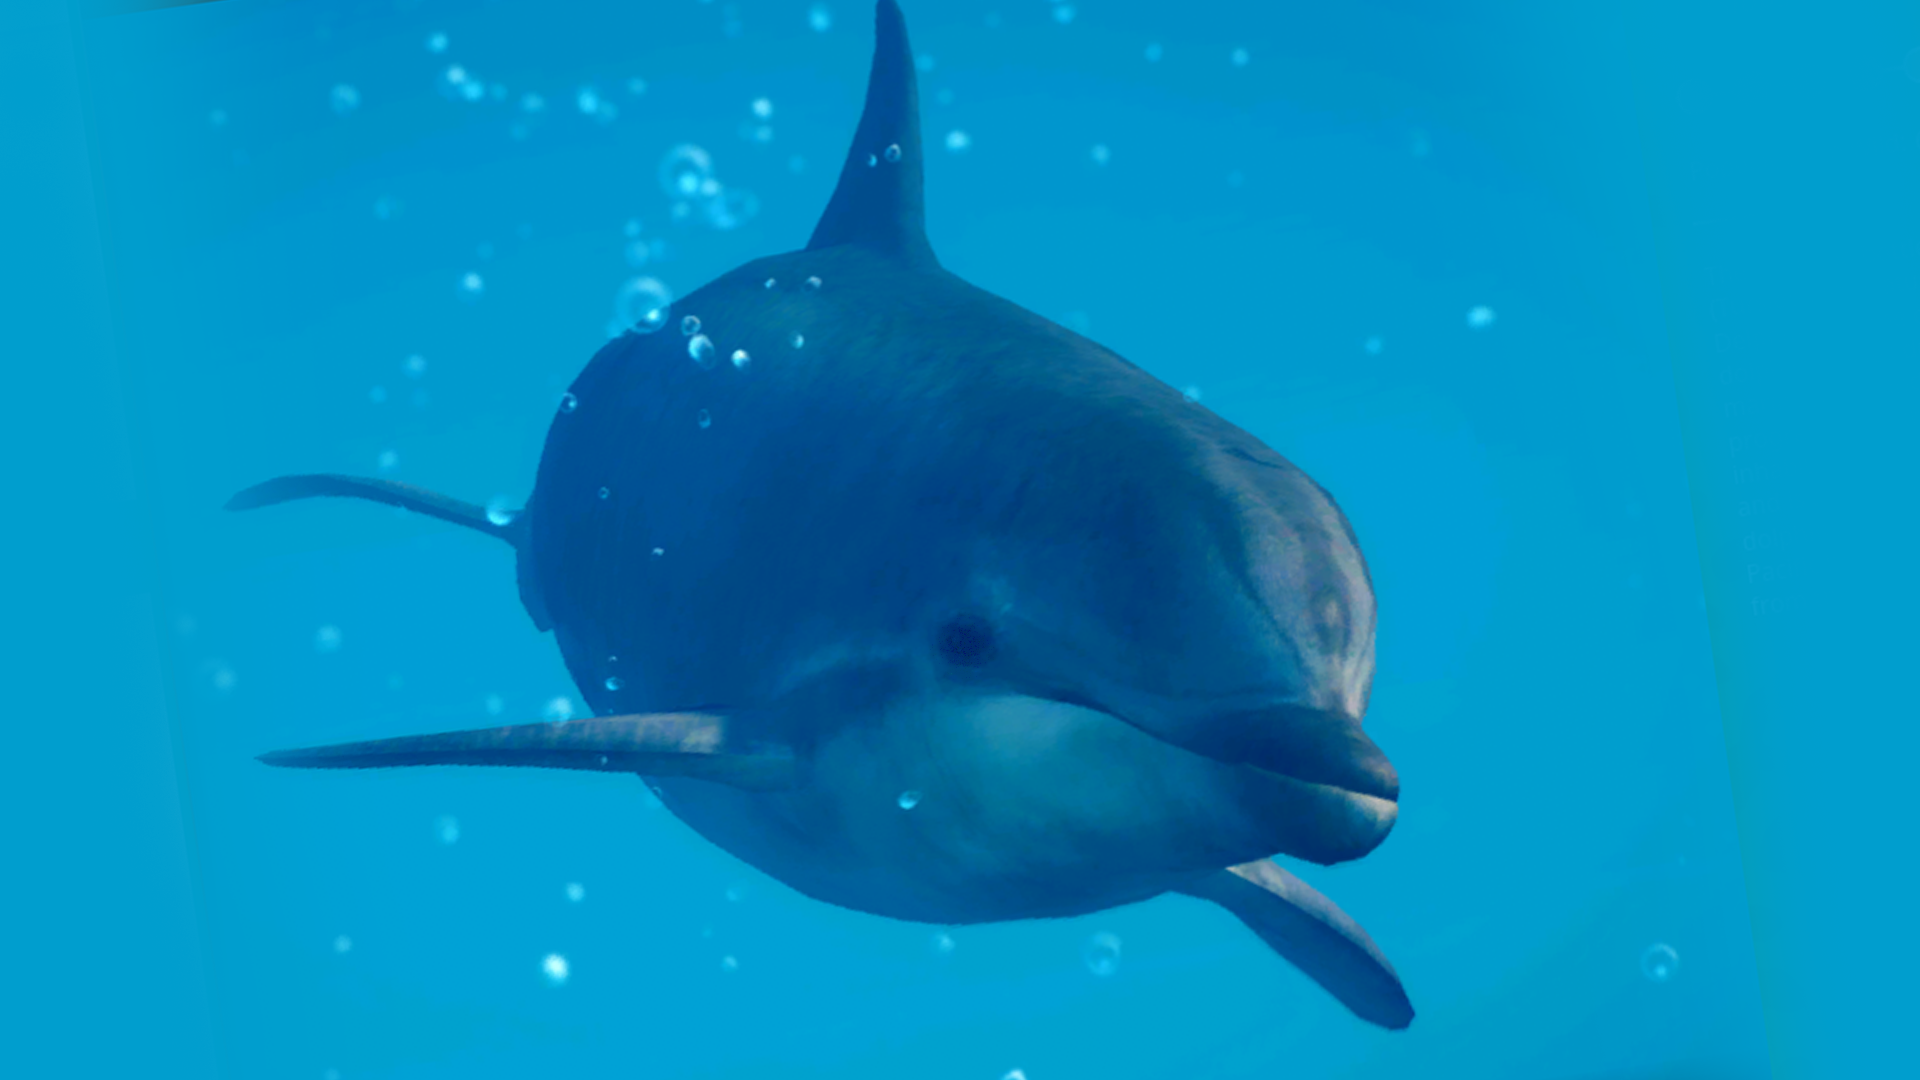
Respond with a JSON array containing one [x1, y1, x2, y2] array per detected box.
[[615, 277, 673, 333], [1082, 931, 1121, 976], [1641, 943, 1680, 982]]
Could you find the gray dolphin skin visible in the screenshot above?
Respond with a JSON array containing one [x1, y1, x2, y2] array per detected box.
[[229, 1, 1414, 1031]]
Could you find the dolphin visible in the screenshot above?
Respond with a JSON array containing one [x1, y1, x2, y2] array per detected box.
[[229, 0, 1413, 1030]]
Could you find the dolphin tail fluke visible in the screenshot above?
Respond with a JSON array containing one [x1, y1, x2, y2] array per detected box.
[[805, 0, 936, 267], [1176, 859, 1414, 1031], [258, 712, 800, 792], [226, 474, 521, 547]]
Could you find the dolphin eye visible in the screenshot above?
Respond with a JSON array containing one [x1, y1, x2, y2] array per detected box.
[[935, 614, 997, 667]]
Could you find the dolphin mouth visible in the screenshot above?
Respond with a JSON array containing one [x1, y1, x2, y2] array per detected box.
[[1134, 700, 1401, 866], [1244, 704, 1400, 805], [1227, 705, 1401, 864]]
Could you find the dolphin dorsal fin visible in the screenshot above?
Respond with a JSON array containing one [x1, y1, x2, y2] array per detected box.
[[806, 1, 937, 268]]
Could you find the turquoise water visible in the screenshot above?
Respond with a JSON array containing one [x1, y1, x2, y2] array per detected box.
[[72, 1, 1772, 1077]]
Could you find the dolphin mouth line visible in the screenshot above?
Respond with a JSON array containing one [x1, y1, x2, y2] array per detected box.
[[1261, 765, 1399, 805], [1085, 697, 1401, 805]]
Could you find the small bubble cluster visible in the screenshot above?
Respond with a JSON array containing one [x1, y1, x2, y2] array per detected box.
[[658, 144, 758, 232]]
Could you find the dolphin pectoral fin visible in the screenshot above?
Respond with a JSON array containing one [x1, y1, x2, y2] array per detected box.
[[1176, 859, 1414, 1031], [257, 713, 800, 792], [226, 474, 520, 548]]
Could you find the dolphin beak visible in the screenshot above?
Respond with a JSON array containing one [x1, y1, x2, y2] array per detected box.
[[1214, 704, 1402, 866], [1257, 704, 1400, 804]]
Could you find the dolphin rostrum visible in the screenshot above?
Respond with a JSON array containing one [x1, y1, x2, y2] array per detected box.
[[230, 0, 1413, 1031]]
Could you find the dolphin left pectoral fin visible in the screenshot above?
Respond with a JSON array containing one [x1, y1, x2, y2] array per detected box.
[[1176, 859, 1414, 1031], [226, 473, 521, 547], [257, 712, 800, 792]]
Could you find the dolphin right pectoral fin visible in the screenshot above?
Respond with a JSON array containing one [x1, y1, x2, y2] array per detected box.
[[1176, 859, 1414, 1031], [257, 712, 800, 793]]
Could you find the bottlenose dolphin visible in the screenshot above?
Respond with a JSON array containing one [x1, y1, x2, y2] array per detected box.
[[230, 0, 1414, 1030]]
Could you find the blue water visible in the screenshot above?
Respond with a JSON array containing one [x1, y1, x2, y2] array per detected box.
[[70, 1, 1772, 1077]]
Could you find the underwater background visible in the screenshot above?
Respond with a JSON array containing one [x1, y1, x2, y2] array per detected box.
[[62, 0, 1776, 1077]]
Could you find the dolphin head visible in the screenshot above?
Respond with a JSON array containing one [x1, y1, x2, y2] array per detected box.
[[885, 357, 1397, 867]]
